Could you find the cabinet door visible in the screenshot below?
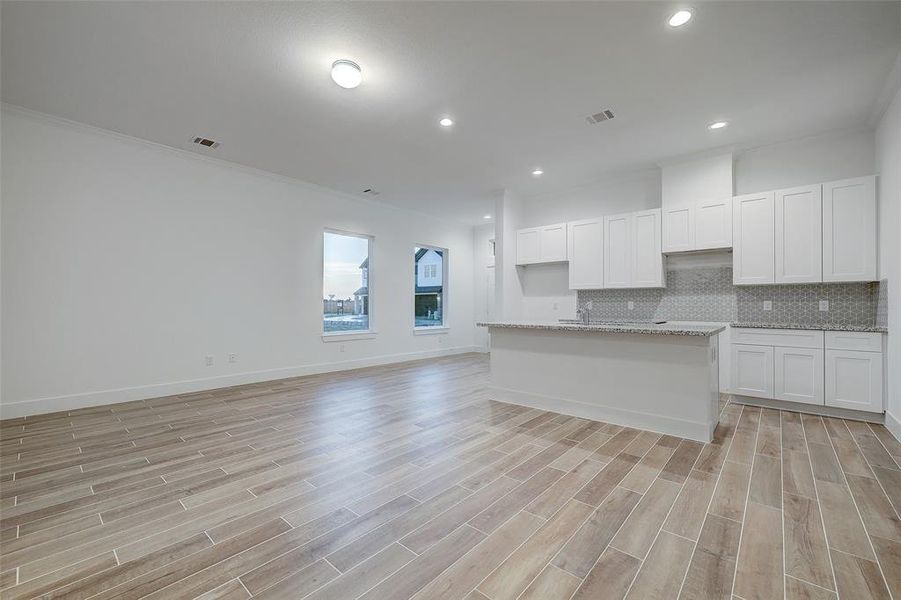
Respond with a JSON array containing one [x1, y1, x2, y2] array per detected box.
[[632, 209, 664, 288], [539, 223, 568, 262], [825, 349, 884, 413], [774, 347, 824, 405], [663, 206, 694, 253], [516, 228, 540, 265], [733, 192, 775, 285], [823, 176, 877, 282], [567, 219, 604, 290], [731, 344, 774, 399], [696, 198, 733, 250], [604, 213, 632, 288], [775, 184, 822, 283]]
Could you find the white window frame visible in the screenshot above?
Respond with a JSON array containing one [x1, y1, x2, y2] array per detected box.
[[322, 228, 376, 341], [414, 244, 449, 334]]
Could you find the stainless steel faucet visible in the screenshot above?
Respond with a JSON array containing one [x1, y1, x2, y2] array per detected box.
[[576, 306, 590, 324]]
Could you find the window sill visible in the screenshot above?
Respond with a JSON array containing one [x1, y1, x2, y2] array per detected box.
[[414, 327, 450, 335], [322, 331, 378, 342]]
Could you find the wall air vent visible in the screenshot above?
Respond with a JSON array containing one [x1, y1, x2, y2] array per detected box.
[[362, 188, 381, 196], [192, 136, 220, 148], [586, 109, 615, 125]]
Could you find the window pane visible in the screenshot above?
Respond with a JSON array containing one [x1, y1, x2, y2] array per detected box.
[[415, 246, 445, 327], [323, 232, 370, 333]]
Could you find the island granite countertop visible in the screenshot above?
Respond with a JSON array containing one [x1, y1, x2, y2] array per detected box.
[[476, 321, 725, 337], [731, 322, 887, 334]]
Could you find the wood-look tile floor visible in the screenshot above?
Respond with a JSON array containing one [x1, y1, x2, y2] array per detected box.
[[2, 354, 900, 600]]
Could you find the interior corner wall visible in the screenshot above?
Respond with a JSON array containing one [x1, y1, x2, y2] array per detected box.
[[876, 82, 901, 439], [472, 222, 495, 350], [495, 189, 525, 321], [0, 108, 478, 418]]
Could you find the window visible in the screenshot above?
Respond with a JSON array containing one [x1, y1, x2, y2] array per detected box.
[[323, 231, 371, 334], [414, 246, 446, 328]]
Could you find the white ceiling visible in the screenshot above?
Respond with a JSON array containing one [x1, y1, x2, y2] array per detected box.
[[3, 1, 900, 224]]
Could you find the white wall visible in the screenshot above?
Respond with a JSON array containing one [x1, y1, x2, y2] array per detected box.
[[472, 222, 494, 350], [494, 189, 525, 321], [876, 82, 901, 438], [1, 108, 478, 417], [734, 128, 876, 194], [521, 169, 661, 228]]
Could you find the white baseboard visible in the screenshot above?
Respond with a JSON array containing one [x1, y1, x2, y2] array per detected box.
[[489, 386, 713, 443], [885, 411, 901, 444], [1, 346, 481, 419]]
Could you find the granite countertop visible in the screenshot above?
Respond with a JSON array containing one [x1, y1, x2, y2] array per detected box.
[[731, 322, 887, 333], [476, 321, 725, 337]]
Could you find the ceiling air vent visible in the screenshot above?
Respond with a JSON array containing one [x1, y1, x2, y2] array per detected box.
[[192, 136, 220, 149], [362, 188, 380, 196], [586, 109, 615, 125]]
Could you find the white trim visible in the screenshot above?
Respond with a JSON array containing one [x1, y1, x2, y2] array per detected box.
[[413, 327, 449, 335], [489, 386, 714, 443], [0, 346, 482, 419], [884, 411, 901, 445], [321, 331, 378, 342]]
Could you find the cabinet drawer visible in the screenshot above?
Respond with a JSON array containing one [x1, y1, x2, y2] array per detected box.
[[825, 331, 883, 352], [731, 328, 823, 349]]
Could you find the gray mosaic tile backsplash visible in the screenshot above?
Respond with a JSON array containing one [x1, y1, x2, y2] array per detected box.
[[577, 266, 882, 328]]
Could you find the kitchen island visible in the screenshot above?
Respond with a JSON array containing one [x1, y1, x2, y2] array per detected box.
[[477, 321, 725, 442]]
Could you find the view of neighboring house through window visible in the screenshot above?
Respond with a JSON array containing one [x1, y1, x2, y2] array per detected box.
[[323, 231, 371, 333], [414, 246, 445, 328]]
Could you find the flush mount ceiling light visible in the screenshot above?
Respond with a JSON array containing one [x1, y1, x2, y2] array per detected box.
[[708, 121, 728, 130], [483, 214, 492, 220], [531, 169, 544, 176], [439, 117, 454, 127], [667, 9, 693, 27], [331, 60, 362, 89]]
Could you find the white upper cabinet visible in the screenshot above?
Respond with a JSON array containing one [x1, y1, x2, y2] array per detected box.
[[695, 198, 732, 250], [662, 206, 694, 253], [823, 176, 877, 282], [515, 228, 540, 265], [516, 223, 567, 265], [775, 184, 822, 283], [632, 209, 664, 288], [733, 191, 775, 285], [604, 213, 632, 288], [567, 218, 604, 290]]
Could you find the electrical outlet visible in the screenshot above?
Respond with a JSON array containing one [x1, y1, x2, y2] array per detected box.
[[628, 301, 634, 310], [586, 301, 593, 310], [205, 355, 213, 367], [819, 300, 829, 312], [763, 300, 772, 311], [339, 344, 345, 353], [553, 302, 558, 310], [228, 353, 237, 363]]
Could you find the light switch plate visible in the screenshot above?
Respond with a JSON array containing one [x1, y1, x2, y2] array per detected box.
[[628, 301, 634, 310], [763, 300, 772, 311], [819, 300, 829, 312]]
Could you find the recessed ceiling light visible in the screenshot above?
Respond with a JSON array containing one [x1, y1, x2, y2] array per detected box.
[[439, 117, 454, 127], [708, 121, 728, 130], [531, 169, 544, 176], [668, 9, 693, 27], [331, 60, 362, 89], [483, 214, 492, 220]]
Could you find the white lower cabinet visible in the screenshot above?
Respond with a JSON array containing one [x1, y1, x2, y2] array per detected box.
[[731, 344, 774, 399], [775, 347, 824, 405], [731, 328, 884, 414], [825, 349, 884, 413]]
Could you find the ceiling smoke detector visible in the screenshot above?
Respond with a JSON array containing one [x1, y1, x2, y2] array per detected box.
[[192, 136, 220, 149], [586, 109, 615, 125]]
